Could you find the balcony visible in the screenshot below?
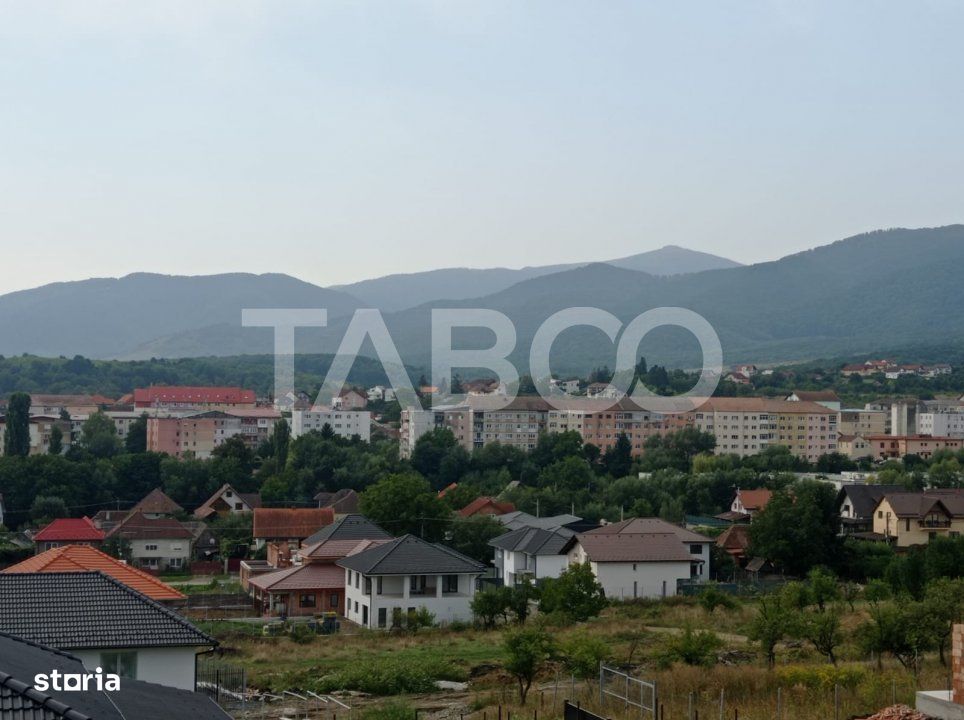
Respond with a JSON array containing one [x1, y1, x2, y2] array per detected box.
[[919, 519, 952, 529]]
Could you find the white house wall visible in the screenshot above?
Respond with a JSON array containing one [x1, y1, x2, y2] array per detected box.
[[73, 646, 201, 691]]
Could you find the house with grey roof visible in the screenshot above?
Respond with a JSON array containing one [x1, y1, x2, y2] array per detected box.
[[336, 535, 486, 629], [496, 510, 584, 532], [0, 632, 231, 720], [489, 526, 573, 586], [836, 483, 906, 534], [301, 513, 391, 547], [0, 572, 215, 691], [563, 518, 712, 600]]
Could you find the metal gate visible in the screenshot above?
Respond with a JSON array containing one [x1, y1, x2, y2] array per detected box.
[[599, 664, 657, 718]]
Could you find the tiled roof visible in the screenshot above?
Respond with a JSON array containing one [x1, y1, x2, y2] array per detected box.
[[312, 488, 361, 514], [836, 484, 906, 519], [3, 545, 186, 601], [458, 496, 516, 517], [131, 488, 184, 515], [33, 518, 104, 543], [697, 397, 837, 414], [248, 563, 346, 592], [736, 489, 773, 511], [585, 517, 712, 543], [254, 508, 335, 539], [0, 572, 214, 649], [193, 483, 261, 519], [882, 491, 964, 518], [0, 632, 231, 720], [301, 538, 389, 561], [107, 511, 194, 540], [302, 514, 391, 546], [715, 525, 751, 553], [489, 527, 572, 555], [572, 533, 693, 563], [337, 535, 486, 576], [496, 511, 582, 532], [133, 386, 255, 404]]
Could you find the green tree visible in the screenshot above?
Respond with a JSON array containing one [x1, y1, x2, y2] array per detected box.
[[806, 567, 840, 612], [602, 433, 633, 478], [538, 562, 607, 621], [503, 625, 554, 704], [448, 515, 505, 563], [923, 578, 964, 666], [360, 473, 450, 540], [30, 495, 69, 525], [125, 414, 148, 454], [510, 576, 539, 624], [801, 606, 844, 664], [271, 418, 291, 467], [4, 392, 31, 457], [47, 426, 64, 455], [561, 633, 611, 679], [749, 592, 794, 668], [471, 586, 513, 629], [80, 411, 121, 458], [749, 481, 840, 575]]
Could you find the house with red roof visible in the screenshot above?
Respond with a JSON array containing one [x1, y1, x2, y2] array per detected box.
[[33, 518, 105, 553], [458, 496, 516, 518], [730, 488, 773, 518], [253, 507, 335, 566], [4, 544, 185, 602], [133, 385, 256, 409]]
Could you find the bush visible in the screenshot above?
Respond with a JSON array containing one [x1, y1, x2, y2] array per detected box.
[[362, 700, 414, 720], [698, 585, 738, 613], [776, 664, 866, 690], [656, 627, 723, 668], [561, 633, 611, 679], [305, 657, 468, 695]]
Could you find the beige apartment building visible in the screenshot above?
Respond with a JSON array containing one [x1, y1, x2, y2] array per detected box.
[[838, 409, 888, 437]]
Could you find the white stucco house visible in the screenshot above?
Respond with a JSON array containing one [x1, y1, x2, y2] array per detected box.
[[0, 571, 216, 690], [562, 518, 712, 600], [490, 526, 572, 585], [337, 534, 486, 629], [107, 510, 194, 572]]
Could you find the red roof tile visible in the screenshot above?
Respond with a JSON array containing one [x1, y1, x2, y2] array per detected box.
[[33, 518, 105, 543], [253, 508, 335, 539], [133, 386, 255, 405]]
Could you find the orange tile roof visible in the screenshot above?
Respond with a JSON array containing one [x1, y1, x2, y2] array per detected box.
[[33, 517, 105, 542], [737, 489, 773, 511], [253, 508, 335, 539], [2, 544, 185, 601]]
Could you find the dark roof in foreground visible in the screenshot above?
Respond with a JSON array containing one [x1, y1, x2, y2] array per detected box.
[[0, 572, 214, 650], [489, 527, 572, 555], [302, 513, 391, 546], [336, 535, 486, 575], [0, 632, 231, 720]]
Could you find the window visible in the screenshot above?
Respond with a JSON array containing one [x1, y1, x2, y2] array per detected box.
[[169, 557, 183, 569], [299, 594, 316, 608], [443, 575, 459, 593], [330, 593, 339, 608], [364, 577, 372, 594], [145, 544, 158, 551], [378, 608, 387, 628], [100, 651, 137, 679], [690, 545, 702, 555]]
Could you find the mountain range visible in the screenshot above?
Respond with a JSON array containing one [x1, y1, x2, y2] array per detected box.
[[1, 227, 961, 375]]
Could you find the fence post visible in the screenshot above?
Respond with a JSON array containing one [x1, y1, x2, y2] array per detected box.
[[776, 687, 781, 720], [688, 692, 694, 720], [599, 663, 604, 707], [719, 689, 724, 720], [834, 683, 839, 720]]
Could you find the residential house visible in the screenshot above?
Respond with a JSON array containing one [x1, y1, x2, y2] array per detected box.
[[194, 483, 262, 520], [563, 518, 712, 599], [337, 535, 486, 628], [314, 488, 361, 515], [248, 515, 392, 616], [729, 489, 773, 519], [865, 435, 964, 460], [0, 572, 216, 690], [496, 510, 587, 533], [133, 385, 256, 409], [334, 388, 368, 410], [872, 491, 964, 547], [290, 408, 372, 441], [490, 526, 572, 585], [715, 525, 751, 566], [0, 632, 231, 720], [586, 382, 619, 399], [130, 488, 183, 519], [458, 497, 516, 518], [253, 507, 335, 565], [3, 544, 185, 603], [90, 509, 132, 534], [107, 511, 194, 572], [33, 518, 104, 553], [724, 372, 752, 385], [836, 484, 907, 535]]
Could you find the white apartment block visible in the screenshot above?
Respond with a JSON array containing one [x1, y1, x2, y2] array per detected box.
[[918, 410, 964, 438], [291, 408, 371, 441]]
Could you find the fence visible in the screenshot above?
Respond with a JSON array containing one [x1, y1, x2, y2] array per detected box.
[[197, 658, 247, 714], [599, 664, 657, 719], [564, 701, 607, 720]]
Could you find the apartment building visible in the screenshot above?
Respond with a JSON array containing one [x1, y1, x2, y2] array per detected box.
[[291, 408, 371, 441], [133, 385, 257, 410], [147, 409, 281, 459], [688, 398, 838, 461], [838, 408, 888, 437], [918, 409, 964, 438]]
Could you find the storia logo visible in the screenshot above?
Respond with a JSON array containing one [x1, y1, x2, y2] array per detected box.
[[34, 667, 121, 692]]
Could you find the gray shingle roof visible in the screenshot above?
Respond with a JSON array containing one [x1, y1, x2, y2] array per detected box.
[[0, 572, 214, 650], [496, 511, 582, 532], [836, 484, 906, 519], [489, 527, 572, 555], [0, 632, 231, 720], [585, 518, 711, 543], [336, 535, 486, 575], [302, 514, 391, 546]]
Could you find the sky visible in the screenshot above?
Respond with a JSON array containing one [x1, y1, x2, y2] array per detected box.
[[1, 0, 963, 294]]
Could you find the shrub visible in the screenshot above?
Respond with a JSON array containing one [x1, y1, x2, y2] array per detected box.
[[776, 664, 866, 690], [698, 585, 737, 613], [362, 700, 414, 720], [656, 627, 723, 668], [561, 633, 611, 679]]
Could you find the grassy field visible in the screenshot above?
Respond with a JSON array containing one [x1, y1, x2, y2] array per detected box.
[[207, 597, 951, 720]]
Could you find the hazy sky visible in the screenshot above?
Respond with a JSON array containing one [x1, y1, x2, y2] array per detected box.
[[1, 1, 963, 294]]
